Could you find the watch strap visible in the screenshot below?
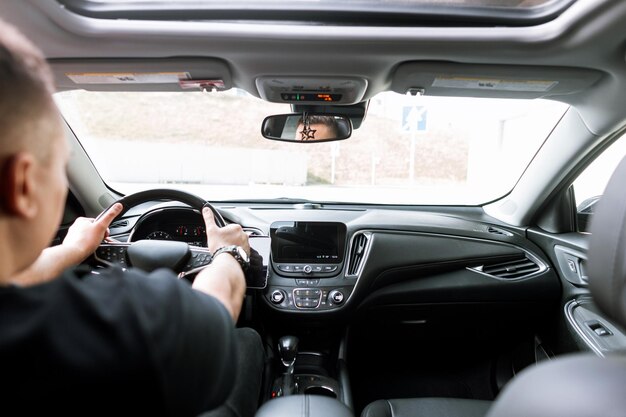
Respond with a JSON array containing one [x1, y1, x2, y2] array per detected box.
[[213, 245, 249, 271]]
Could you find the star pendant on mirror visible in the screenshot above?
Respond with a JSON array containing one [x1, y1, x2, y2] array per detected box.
[[301, 127, 317, 140]]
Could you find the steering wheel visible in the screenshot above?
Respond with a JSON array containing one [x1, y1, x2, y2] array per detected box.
[[99, 188, 225, 228], [93, 189, 226, 277]]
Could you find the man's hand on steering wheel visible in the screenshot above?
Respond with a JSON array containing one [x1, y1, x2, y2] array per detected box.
[[9, 203, 124, 286], [63, 203, 124, 264], [197, 206, 249, 321], [89, 189, 251, 281], [202, 207, 250, 255]]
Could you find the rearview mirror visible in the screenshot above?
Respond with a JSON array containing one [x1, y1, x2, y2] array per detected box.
[[261, 113, 352, 143]]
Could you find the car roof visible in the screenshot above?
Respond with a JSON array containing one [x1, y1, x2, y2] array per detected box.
[[2, 0, 625, 224], [0, 0, 623, 134]]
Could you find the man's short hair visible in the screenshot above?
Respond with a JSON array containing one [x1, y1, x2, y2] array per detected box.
[[298, 115, 340, 137], [0, 19, 57, 161]]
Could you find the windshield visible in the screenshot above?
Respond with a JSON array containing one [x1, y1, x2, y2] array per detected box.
[[55, 89, 568, 205]]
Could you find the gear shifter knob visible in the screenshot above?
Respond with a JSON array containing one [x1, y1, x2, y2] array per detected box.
[[278, 336, 299, 396], [278, 336, 299, 367]]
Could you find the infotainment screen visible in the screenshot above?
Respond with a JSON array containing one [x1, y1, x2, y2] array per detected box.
[[270, 222, 347, 264]]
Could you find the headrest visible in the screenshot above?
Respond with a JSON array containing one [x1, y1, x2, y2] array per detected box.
[[588, 154, 626, 330]]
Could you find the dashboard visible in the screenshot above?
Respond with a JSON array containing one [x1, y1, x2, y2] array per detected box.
[[114, 202, 561, 318], [130, 207, 207, 246]]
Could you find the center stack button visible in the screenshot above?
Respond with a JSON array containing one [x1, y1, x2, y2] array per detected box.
[[293, 288, 322, 308], [303, 265, 313, 274], [328, 290, 344, 304], [270, 289, 286, 304]]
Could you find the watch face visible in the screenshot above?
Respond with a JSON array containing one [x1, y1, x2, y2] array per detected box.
[[236, 246, 250, 262]]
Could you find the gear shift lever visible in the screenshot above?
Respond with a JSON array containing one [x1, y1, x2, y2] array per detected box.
[[278, 336, 299, 368], [278, 336, 299, 395]]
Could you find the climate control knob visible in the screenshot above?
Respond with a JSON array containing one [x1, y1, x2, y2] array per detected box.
[[270, 289, 286, 304], [329, 290, 345, 305]]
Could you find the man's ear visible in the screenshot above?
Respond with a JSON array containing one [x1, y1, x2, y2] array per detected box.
[[0, 152, 38, 218]]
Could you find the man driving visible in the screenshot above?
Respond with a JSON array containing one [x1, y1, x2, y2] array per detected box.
[[0, 19, 263, 417]]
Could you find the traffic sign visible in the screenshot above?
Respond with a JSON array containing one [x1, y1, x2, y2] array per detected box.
[[401, 106, 427, 133]]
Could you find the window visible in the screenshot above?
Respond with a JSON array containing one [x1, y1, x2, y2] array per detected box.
[[55, 89, 568, 205]]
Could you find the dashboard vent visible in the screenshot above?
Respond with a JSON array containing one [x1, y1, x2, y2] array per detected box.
[[347, 233, 370, 276], [110, 220, 128, 228], [477, 256, 540, 279]]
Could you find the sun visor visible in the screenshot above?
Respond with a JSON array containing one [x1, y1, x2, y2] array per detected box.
[[391, 62, 603, 99], [50, 59, 232, 92]]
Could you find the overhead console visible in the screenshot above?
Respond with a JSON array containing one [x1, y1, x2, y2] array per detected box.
[[255, 76, 368, 105]]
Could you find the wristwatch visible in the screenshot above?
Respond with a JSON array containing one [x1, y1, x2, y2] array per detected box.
[[213, 245, 250, 271]]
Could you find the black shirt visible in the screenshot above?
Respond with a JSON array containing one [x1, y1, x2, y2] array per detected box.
[[0, 267, 236, 416]]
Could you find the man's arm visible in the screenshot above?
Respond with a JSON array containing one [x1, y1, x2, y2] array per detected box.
[[192, 207, 249, 322], [14, 201, 249, 321], [11, 203, 123, 286]]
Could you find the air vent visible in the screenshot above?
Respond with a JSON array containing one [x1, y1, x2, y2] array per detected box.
[[476, 256, 541, 279], [487, 226, 513, 237], [110, 220, 128, 228], [347, 233, 370, 276]]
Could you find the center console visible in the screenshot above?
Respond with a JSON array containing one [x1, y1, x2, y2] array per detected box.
[[265, 221, 365, 312], [259, 223, 358, 415], [259, 335, 354, 417], [255, 395, 353, 417]]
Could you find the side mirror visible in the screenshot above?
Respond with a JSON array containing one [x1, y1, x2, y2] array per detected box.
[[261, 113, 352, 143], [577, 195, 601, 233]]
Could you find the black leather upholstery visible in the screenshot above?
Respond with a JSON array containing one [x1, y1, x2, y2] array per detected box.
[[360, 155, 626, 417], [361, 398, 491, 417], [255, 395, 353, 417], [587, 154, 626, 330], [485, 355, 626, 417]]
